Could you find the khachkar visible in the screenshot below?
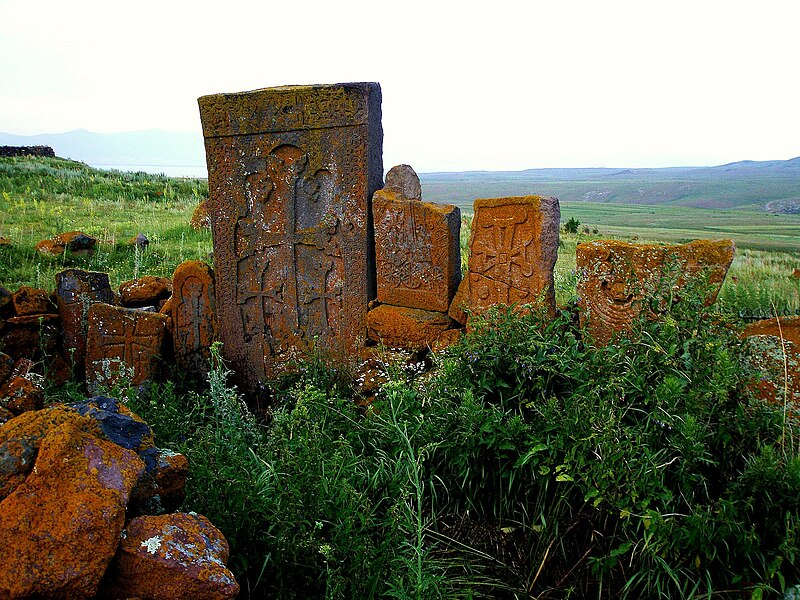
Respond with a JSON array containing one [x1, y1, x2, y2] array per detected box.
[[198, 83, 383, 395], [468, 196, 561, 319]]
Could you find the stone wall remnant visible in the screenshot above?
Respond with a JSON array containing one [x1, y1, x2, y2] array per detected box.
[[576, 239, 735, 345], [468, 195, 561, 320], [198, 82, 383, 393]]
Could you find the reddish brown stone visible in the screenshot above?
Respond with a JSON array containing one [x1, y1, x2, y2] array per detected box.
[[741, 316, 800, 412], [0, 407, 101, 500], [160, 260, 218, 380], [0, 286, 11, 317], [101, 512, 239, 600], [373, 168, 461, 312], [468, 196, 561, 320], [120, 276, 173, 308], [0, 377, 44, 415], [36, 231, 97, 257], [198, 82, 383, 392], [86, 303, 168, 392], [131, 449, 190, 515], [0, 320, 60, 364], [0, 236, 11, 247], [431, 328, 463, 351], [11, 286, 56, 317], [0, 422, 144, 599], [130, 232, 150, 247], [35, 238, 64, 256], [792, 268, 800, 280], [0, 351, 13, 385], [576, 239, 735, 345], [0, 407, 12, 425], [367, 304, 454, 351], [448, 277, 470, 325], [55, 269, 117, 378], [190, 199, 211, 230]]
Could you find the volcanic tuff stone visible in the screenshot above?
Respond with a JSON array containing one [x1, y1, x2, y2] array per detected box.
[[373, 167, 461, 312], [576, 239, 735, 345], [367, 304, 454, 351], [741, 316, 800, 414], [383, 164, 422, 201], [100, 512, 239, 600], [160, 260, 218, 380], [0, 421, 145, 599], [86, 303, 168, 392], [198, 82, 383, 392], [55, 269, 117, 377], [468, 196, 561, 319], [120, 276, 173, 308], [10, 286, 56, 317]]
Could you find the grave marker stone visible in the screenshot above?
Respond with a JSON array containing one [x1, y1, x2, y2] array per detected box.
[[198, 83, 383, 392]]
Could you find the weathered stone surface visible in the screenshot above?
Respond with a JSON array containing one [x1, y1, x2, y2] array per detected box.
[[792, 268, 800, 280], [11, 286, 56, 316], [0, 237, 11, 247], [36, 230, 98, 256], [468, 196, 561, 319], [191, 199, 211, 230], [160, 260, 218, 380], [55, 269, 117, 377], [0, 407, 102, 501], [431, 327, 463, 351], [576, 239, 735, 345], [383, 164, 422, 201], [0, 407, 12, 425], [0, 286, 11, 317], [101, 512, 239, 600], [70, 396, 155, 452], [0, 421, 144, 599], [0, 319, 60, 363], [0, 376, 44, 415], [130, 232, 150, 247], [448, 277, 470, 325], [199, 82, 383, 391], [120, 276, 173, 308], [741, 316, 800, 412], [130, 448, 190, 515], [0, 351, 13, 386], [86, 303, 168, 391], [367, 304, 454, 350], [374, 172, 461, 312]]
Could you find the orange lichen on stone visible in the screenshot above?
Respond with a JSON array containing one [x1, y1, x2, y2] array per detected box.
[[10, 286, 57, 317], [198, 82, 383, 392], [468, 196, 560, 320], [86, 303, 168, 391], [576, 239, 735, 345], [0, 376, 44, 416], [55, 269, 117, 378], [373, 165, 461, 312], [0, 406, 101, 500], [367, 303, 454, 351], [160, 260, 218, 380], [120, 276, 173, 308], [0, 421, 144, 599], [190, 199, 211, 230], [36, 231, 97, 257], [448, 277, 470, 326], [100, 512, 239, 600], [131, 449, 190, 515], [740, 316, 800, 412]]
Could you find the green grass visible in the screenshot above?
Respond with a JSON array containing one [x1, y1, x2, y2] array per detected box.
[[0, 156, 211, 290]]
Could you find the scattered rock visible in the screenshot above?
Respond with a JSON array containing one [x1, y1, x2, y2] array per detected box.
[[0, 236, 12, 247], [130, 232, 150, 248], [70, 396, 155, 453], [130, 448, 190, 516], [0, 421, 144, 599], [190, 199, 211, 230], [0, 376, 44, 415], [10, 286, 57, 317], [792, 268, 800, 280], [36, 231, 98, 256], [0, 352, 14, 386], [100, 512, 239, 600], [120, 276, 173, 308], [367, 304, 454, 351]]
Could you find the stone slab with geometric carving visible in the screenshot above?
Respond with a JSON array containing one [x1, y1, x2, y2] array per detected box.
[[576, 239, 735, 345], [467, 195, 560, 319], [373, 168, 460, 312], [198, 83, 383, 392]]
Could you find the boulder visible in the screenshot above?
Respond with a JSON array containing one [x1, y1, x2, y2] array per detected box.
[[130, 448, 190, 516], [0, 376, 44, 416], [367, 304, 455, 351], [0, 421, 144, 599], [36, 230, 97, 256], [120, 276, 173, 308], [100, 512, 239, 600], [10, 286, 57, 317]]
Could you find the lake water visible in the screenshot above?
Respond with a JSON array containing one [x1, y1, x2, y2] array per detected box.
[[89, 163, 208, 179]]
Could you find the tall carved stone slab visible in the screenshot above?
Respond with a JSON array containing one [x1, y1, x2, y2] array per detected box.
[[160, 260, 218, 380], [55, 270, 116, 378], [576, 239, 735, 345], [468, 196, 560, 318], [740, 316, 800, 413], [198, 83, 383, 391], [373, 174, 460, 312]]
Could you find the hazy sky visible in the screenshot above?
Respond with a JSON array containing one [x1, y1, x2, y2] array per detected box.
[[1, 0, 798, 171]]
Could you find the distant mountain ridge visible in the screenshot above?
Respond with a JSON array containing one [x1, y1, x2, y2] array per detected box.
[[1, 129, 798, 212]]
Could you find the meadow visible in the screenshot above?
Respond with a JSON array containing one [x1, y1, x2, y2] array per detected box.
[[2, 156, 800, 598]]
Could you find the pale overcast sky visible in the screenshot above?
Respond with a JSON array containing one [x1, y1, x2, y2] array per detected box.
[[1, 0, 798, 171]]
